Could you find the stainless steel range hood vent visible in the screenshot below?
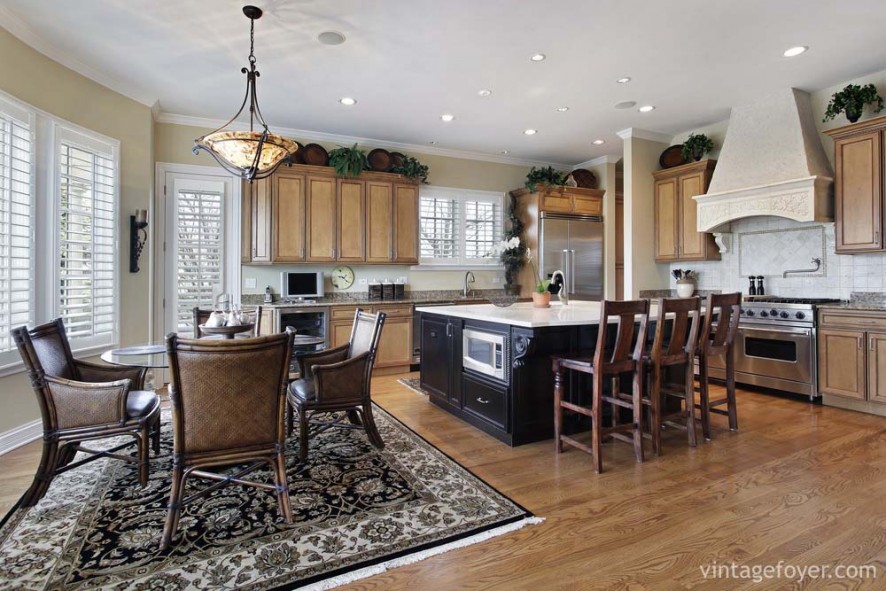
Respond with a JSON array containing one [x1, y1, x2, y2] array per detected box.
[[694, 89, 834, 233]]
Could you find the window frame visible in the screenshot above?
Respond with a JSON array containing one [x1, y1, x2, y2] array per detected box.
[[0, 89, 121, 376], [417, 185, 505, 269]]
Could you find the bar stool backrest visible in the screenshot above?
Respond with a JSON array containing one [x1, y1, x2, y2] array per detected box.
[[594, 299, 650, 374], [700, 293, 742, 356], [651, 296, 702, 367]]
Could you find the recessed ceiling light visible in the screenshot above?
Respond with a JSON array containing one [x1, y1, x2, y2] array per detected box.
[[339, 97, 356, 106], [638, 105, 656, 113], [317, 31, 346, 46], [441, 114, 455, 122], [783, 45, 808, 57], [501, 150, 510, 155], [478, 89, 492, 97], [428, 140, 437, 145], [614, 101, 637, 110], [530, 53, 546, 62], [523, 129, 537, 135], [617, 77, 632, 84], [592, 139, 605, 145], [556, 106, 569, 112]]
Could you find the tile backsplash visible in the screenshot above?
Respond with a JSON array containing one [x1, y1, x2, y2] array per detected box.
[[670, 216, 886, 299]]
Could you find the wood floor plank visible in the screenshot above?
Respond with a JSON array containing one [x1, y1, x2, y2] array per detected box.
[[2, 373, 886, 589]]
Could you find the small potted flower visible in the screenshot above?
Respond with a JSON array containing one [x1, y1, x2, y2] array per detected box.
[[672, 269, 696, 298], [823, 83, 884, 124], [527, 248, 551, 308]]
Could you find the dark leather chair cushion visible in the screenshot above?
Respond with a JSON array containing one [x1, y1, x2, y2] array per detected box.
[[127, 390, 160, 420], [289, 378, 316, 402]]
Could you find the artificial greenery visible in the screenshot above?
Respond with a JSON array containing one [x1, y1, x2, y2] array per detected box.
[[524, 166, 567, 193], [328, 143, 369, 178], [681, 133, 715, 161], [526, 249, 550, 293], [823, 83, 884, 123], [391, 156, 430, 183], [500, 195, 527, 286]]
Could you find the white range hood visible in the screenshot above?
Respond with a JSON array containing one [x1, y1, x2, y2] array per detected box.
[[694, 89, 834, 238]]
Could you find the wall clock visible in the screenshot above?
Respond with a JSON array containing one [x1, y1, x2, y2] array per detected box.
[[331, 265, 355, 289]]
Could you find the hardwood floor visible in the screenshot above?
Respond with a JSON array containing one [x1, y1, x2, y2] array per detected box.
[[3, 374, 886, 589]]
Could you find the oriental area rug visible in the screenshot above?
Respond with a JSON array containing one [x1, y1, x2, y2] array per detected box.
[[0, 406, 539, 590]]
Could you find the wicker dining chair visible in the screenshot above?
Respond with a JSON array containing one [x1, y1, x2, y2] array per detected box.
[[11, 318, 161, 508], [160, 328, 295, 550], [192, 305, 263, 338], [287, 308, 386, 461]]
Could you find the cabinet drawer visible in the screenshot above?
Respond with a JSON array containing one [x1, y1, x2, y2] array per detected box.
[[330, 306, 359, 320], [819, 309, 886, 330], [373, 304, 412, 318], [462, 374, 507, 429], [573, 195, 602, 215]]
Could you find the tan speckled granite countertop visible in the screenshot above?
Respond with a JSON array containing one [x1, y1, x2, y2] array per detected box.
[[241, 289, 494, 308]]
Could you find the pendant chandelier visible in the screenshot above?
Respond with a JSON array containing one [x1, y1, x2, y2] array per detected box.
[[194, 5, 297, 181]]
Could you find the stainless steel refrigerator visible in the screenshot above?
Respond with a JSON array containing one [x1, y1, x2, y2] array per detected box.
[[539, 212, 604, 301]]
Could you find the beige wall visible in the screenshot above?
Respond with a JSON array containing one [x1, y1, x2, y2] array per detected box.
[[0, 28, 154, 434], [154, 122, 531, 295]]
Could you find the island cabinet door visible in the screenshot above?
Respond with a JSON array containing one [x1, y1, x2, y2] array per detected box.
[[868, 332, 886, 404], [818, 328, 867, 400], [420, 315, 453, 401]]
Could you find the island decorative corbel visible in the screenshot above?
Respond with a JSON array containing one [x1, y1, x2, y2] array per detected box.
[[712, 232, 732, 254]]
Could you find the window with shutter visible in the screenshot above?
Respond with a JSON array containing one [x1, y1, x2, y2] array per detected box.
[[419, 186, 502, 266], [57, 128, 118, 349], [173, 189, 223, 333], [0, 98, 33, 365]]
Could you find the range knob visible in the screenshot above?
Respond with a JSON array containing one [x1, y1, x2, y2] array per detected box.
[[780, 311, 789, 319], [770, 309, 779, 317], [759, 310, 768, 318], [746, 310, 755, 317], [795, 311, 806, 320]]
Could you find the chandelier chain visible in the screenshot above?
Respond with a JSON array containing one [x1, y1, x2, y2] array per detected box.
[[248, 16, 256, 66]]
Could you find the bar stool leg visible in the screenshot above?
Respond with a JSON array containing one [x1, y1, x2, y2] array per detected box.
[[650, 364, 662, 456], [725, 348, 738, 431], [698, 355, 712, 441], [685, 361, 698, 447], [591, 373, 604, 474], [632, 366, 644, 463], [553, 364, 564, 453]]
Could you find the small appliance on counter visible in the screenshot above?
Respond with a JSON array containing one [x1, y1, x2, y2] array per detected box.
[[393, 281, 406, 299], [382, 279, 394, 300], [368, 280, 383, 300], [264, 286, 273, 303]]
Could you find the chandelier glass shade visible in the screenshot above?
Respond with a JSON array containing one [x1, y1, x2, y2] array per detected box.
[[193, 6, 297, 180]]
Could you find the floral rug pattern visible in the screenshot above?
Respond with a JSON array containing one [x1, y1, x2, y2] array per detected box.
[[0, 406, 531, 590]]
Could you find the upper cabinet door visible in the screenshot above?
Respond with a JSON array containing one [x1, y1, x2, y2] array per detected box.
[[834, 130, 883, 252], [337, 178, 366, 262], [393, 184, 419, 263], [366, 181, 394, 263], [272, 170, 306, 262], [306, 175, 337, 261], [678, 171, 705, 259], [250, 177, 272, 263], [654, 177, 679, 261]]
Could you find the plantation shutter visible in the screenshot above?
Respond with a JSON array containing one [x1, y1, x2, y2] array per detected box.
[[174, 189, 223, 333], [57, 129, 117, 348], [419, 195, 458, 262], [419, 186, 502, 265], [0, 99, 33, 364]]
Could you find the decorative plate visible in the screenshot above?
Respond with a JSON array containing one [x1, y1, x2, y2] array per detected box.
[[367, 148, 393, 172], [659, 145, 688, 169], [571, 168, 597, 188], [303, 143, 329, 166]]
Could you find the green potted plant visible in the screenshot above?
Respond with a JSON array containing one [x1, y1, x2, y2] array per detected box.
[[328, 143, 369, 178], [526, 248, 551, 308], [524, 166, 567, 193], [823, 83, 884, 124], [391, 155, 430, 183], [681, 134, 715, 162]]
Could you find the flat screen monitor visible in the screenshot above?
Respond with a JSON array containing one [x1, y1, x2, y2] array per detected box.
[[280, 271, 324, 300]]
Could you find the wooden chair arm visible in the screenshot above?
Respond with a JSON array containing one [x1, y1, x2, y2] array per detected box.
[[311, 352, 371, 404], [297, 344, 350, 378], [75, 359, 147, 389], [43, 375, 131, 428]]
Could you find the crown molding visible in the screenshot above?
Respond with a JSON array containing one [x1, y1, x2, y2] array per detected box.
[[155, 111, 574, 169], [573, 154, 621, 169], [0, 10, 157, 107], [615, 127, 672, 143]]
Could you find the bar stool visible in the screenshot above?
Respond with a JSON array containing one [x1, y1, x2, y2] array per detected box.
[[552, 299, 650, 474], [641, 297, 702, 455], [696, 292, 742, 440]]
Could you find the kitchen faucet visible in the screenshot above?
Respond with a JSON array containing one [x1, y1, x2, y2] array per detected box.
[[463, 271, 476, 297], [550, 269, 568, 305]]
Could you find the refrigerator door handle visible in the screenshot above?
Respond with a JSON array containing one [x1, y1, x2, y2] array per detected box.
[[570, 250, 576, 294]]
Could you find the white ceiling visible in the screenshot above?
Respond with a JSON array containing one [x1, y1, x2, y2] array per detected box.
[[2, 0, 886, 167]]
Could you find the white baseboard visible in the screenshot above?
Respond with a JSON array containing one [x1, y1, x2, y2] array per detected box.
[[0, 420, 42, 455]]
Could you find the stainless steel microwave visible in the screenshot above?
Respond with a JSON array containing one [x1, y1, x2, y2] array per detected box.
[[462, 328, 507, 382]]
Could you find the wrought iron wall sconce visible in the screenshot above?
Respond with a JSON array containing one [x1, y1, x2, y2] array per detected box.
[[130, 209, 148, 273]]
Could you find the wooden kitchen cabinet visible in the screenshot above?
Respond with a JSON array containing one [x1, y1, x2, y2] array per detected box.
[[241, 177, 272, 263], [819, 309, 886, 415], [336, 178, 366, 262], [652, 160, 719, 262], [271, 169, 306, 262], [393, 184, 419, 263], [511, 185, 604, 216], [329, 306, 358, 349], [306, 175, 337, 262], [826, 117, 886, 253], [374, 304, 413, 369], [366, 181, 394, 262]]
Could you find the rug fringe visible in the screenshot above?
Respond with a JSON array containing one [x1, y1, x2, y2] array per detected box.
[[301, 516, 545, 591], [396, 378, 427, 396]]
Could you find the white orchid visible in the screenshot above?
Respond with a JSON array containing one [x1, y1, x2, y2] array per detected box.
[[488, 236, 522, 256]]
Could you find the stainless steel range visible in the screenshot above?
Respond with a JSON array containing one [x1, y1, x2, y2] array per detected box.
[[707, 296, 841, 400]]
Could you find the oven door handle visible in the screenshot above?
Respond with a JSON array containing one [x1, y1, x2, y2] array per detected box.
[[738, 326, 811, 338]]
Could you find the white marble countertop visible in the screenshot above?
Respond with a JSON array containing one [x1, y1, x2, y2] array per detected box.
[[414, 301, 608, 328]]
